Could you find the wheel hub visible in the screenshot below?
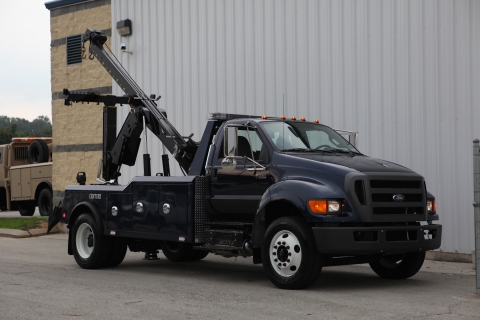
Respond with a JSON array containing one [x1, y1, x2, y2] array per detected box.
[[269, 230, 302, 277]]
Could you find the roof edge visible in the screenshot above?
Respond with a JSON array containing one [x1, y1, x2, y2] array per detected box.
[[44, 0, 94, 10]]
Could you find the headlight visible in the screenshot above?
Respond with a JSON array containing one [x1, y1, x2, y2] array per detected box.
[[427, 200, 436, 213], [308, 200, 341, 214]]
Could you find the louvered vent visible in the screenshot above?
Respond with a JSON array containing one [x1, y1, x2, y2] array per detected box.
[[14, 147, 28, 160], [66, 35, 82, 65]]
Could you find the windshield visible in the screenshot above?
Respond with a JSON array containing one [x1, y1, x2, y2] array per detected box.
[[260, 121, 361, 154]]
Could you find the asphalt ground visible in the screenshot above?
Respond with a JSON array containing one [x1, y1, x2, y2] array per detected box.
[[0, 229, 479, 319]]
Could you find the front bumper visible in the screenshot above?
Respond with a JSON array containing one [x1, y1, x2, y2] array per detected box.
[[313, 224, 442, 255]]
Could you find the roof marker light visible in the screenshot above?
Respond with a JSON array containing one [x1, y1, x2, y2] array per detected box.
[[300, 117, 306, 121], [280, 115, 286, 120], [314, 119, 319, 124], [262, 115, 268, 119], [291, 116, 296, 120]]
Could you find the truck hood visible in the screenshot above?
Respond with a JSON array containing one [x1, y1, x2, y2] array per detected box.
[[290, 153, 414, 174]]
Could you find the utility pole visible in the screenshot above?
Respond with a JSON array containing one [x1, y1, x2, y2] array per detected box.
[[473, 139, 480, 297]]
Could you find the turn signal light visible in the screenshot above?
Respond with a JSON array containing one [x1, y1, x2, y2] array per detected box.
[[308, 200, 341, 214], [427, 200, 437, 214]]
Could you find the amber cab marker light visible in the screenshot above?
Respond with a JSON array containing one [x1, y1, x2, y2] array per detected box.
[[300, 117, 306, 121], [280, 115, 286, 120], [308, 200, 327, 214], [262, 115, 268, 119], [314, 119, 319, 124], [291, 116, 296, 120]]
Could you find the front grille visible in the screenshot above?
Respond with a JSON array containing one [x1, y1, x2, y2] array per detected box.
[[372, 193, 423, 202], [370, 180, 422, 189], [346, 173, 427, 223], [373, 207, 424, 215]]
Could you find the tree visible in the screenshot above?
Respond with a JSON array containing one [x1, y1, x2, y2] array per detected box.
[[0, 116, 52, 144]]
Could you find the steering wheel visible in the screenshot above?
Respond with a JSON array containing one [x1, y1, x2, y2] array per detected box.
[[313, 144, 332, 151]]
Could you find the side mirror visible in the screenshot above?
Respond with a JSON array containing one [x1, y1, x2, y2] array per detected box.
[[221, 157, 237, 172], [224, 126, 238, 157]]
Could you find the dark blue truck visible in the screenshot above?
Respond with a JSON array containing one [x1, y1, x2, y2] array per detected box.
[[49, 29, 441, 290]]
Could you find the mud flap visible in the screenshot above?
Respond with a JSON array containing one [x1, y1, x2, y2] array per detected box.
[[47, 202, 62, 234]]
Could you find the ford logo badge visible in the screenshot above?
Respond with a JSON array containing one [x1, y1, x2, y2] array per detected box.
[[393, 194, 405, 202]]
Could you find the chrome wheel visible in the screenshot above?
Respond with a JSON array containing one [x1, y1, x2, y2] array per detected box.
[[269, 230, 302, 277]]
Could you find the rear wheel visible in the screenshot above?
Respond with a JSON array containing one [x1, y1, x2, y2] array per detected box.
[[72, 213, 111, 269], [189, 250, 209, 261], [38, 188, 53, 217], [262, 217, 322, 290], [369, 251, 426, 279], [105, 237, 128, 268], [18, 202, 35, 216], [161, 241, 193, 262]]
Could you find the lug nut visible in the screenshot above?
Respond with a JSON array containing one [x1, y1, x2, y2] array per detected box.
[[287, 259, 290, 263], [274, 245, 278, 249], [274, 259, 278, 262], [288, 253, 291, 256], [286, 246, 290, 249], [282, 242, 286, 245], [283, 263, 286, 267], [273, 252, 276, 255], [277, 241, 281, 245], [278, 263, 282, 266]]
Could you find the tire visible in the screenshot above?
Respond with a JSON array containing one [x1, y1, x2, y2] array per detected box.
[[72, 213, 111, 269], [188, 250, 209, 261], [18, 202, 35, 216], [369, 251, 426, 279], [38, 188, 53, 217], [161, 241, 193, 262], [28, 140, 49, 164], [105, 237, 128, 268], [261, 217, 322, 290]]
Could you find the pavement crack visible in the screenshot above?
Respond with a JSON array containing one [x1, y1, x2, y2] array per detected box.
[[125, 300, 143, 305]]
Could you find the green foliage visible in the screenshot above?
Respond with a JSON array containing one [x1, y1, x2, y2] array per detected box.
[[0, 116, 52, 144], [0, 217, 48, 230]]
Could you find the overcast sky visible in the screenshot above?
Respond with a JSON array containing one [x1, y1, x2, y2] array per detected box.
[[0, 1, 51, 121]]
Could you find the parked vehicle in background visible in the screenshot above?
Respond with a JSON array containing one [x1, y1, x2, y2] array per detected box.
[[0, 138, 53, 216]]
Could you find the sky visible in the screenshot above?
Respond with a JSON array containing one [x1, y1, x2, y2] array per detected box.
[[0, 0, 51, 121]]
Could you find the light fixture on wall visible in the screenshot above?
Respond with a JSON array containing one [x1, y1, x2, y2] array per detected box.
[[116, 19, 132, 36]]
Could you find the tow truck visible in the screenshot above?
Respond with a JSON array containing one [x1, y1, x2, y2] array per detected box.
[[49, 29, 442, 289]]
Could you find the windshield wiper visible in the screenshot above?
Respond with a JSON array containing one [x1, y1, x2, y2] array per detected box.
[[281, 148, 312, 152]]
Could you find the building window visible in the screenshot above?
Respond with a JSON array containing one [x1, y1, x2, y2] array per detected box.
[[66, 35, 82, 65]]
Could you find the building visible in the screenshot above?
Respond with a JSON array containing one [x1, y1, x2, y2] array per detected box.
[[46, 0, 480, 261]]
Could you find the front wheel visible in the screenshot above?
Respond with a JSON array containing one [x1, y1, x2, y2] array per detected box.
[[369, 251, 426, 279], [261, 217, 322, 290], [72, 213, 111, 269]]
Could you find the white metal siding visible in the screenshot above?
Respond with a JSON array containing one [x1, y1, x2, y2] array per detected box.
[[112, 0, 480, 254]]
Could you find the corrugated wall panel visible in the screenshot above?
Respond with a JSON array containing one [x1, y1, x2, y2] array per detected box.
[[112, 0, 480, 254]]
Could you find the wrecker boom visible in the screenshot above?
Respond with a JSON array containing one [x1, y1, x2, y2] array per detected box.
[[64, 29, 197, 181]]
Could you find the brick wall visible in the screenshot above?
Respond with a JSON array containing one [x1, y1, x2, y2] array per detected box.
[[47, 0, 112, 205]]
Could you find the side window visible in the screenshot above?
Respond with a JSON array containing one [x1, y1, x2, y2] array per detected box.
[[237, 128, 264, 160], [218, 127, 268, 162]]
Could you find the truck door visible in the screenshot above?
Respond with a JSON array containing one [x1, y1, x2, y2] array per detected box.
[[209, 126, 273, 216]]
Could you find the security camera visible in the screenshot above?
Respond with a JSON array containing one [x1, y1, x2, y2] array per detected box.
[[120, 42, 126, 51]]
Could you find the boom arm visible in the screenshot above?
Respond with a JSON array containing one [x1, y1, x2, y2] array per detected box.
[[65, 29, 198, 180]]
